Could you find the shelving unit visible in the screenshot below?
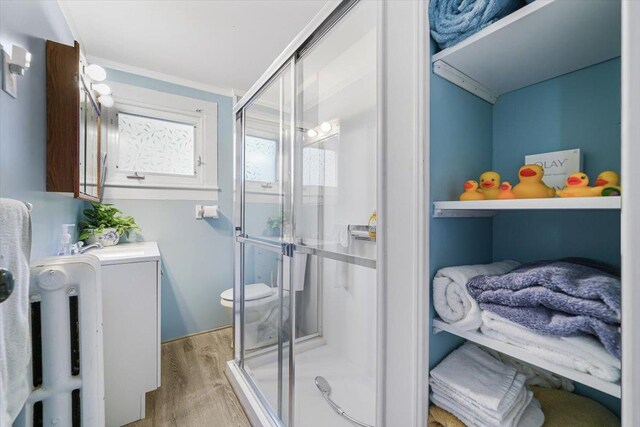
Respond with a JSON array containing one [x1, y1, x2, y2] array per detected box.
[[433, 197, 621, 217], [433, 319, 621, 398], [432, 0, 620, 103]]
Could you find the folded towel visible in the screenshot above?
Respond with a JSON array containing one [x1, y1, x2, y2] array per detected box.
[[467, 260, 621, 323], [467, 260, 621, 358], [431, 389, 536, 427], [433, 260, 520, 331], [482, 303, 621, 359], [430, 342, 520, 412], [430, 374, 533, 426], [429, 342, 543, 427], [428, 405, 466, 427], [481, 311, 620, 382], [0, 199, 32, 425], [429, 0, 525, 49], [480, 347, 574, 392], [531, 386, 620, 427]]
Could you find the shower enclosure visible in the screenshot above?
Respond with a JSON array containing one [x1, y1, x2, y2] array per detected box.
[[228, 1, 429, 426]]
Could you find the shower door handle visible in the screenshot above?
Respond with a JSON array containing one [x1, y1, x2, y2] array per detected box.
[[0, 268, 15, 304]]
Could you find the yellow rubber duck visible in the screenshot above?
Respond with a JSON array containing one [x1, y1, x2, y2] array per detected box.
[[512, 164, 556, 199], [556, 173, 596, 198], [592, 171, 621, 196], [497, 182, 516, 199], [459, 180, 487, 201], [478, 171, 501, 200]]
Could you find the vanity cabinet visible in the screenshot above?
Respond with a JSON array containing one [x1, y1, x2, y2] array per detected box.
[[88, 242, 161, 427], [46, 40, 102, 201]]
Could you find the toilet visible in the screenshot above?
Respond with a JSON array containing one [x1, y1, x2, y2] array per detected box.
[[220, 254, 307, 350], [220, 283, 290, 350]]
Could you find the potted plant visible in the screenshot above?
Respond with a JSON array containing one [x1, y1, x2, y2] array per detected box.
[[265, 213, 283, 237], [79, 202, 140, 246]]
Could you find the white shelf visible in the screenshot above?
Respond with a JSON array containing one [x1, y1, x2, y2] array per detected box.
[[432, 319, 621, 398], [433, 196, 621, 217], [432, 0, 621, 104]]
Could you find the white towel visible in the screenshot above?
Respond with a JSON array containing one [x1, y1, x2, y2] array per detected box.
[[431, 389, 539, 427], [0, 199, 32, 426], [433, 260, 520, 330], [481, 311, 621, 382], [430, 342, 520, 412], [480, 346, 575, 392]]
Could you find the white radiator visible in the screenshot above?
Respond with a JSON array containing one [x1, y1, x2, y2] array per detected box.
[[13, 256, 104, 427]]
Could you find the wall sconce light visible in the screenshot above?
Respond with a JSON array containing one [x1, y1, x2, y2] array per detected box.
[[2, 44, 32, 98], [91, 83, 111, 96], [98, 95, 114, 108], [84, 64, 106, 82]]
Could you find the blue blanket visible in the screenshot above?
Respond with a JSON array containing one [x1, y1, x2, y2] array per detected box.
[[467, 261, 621, 359], [430, 0, 525, 49]]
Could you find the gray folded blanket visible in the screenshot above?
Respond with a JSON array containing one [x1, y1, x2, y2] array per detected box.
[[467, 260, 621, 359]]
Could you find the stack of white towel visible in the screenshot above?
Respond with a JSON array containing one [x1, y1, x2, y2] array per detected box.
[[430, 342, 544, 427]]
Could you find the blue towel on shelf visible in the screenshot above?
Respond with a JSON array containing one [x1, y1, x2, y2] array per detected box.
[[429, 0, 525, 49], [466, 260, 622, 359]]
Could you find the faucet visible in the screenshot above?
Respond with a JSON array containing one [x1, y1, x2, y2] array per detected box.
[[75, 242, 103, 254]]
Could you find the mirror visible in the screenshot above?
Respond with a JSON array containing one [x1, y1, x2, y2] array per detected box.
[[79, 75, 101, 200]]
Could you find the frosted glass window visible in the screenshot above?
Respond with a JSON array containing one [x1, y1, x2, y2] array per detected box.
[[303, 146, 337, 187], [117, 113, 195, 176], [245, 136, 278, 183]]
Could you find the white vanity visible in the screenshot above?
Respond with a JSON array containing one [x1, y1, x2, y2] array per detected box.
[[88, 242, 161, 427]]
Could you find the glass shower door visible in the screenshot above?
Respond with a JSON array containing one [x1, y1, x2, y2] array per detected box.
[[238, 62, 293, 423], [235, 2, 379, 426], [291, 1, 378, 426]]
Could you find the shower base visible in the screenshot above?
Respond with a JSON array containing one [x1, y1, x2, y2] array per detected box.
[[246, 341, 376, 427]]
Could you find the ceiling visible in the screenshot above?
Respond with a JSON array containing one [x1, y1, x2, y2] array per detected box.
[[59, 0, 328, 93]]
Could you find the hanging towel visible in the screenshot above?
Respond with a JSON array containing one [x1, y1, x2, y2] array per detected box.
[[428, 405, 466, 427], [481, 311, 621, 382], [531, 386, 620, 427], [0, 199, 32, 426], [433, 260, 520, 331], [429, 0, 525, 49]]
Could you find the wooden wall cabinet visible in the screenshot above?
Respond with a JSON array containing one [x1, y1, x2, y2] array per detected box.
[[46, 40, 102, 201]]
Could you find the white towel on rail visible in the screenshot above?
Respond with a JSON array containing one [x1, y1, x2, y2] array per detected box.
[[433, 260, 520, 330], [0, 199, 32, 426], [481, 310, 621, 383]]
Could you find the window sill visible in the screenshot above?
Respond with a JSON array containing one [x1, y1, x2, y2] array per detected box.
[[103, 184, 220, 201]]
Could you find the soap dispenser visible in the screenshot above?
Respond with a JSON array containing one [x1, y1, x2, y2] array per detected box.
[[57, 224, 75, 256]]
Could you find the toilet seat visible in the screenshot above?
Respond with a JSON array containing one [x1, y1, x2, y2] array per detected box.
[[220, 283, 274, 302], [220, 283, 287, 309]]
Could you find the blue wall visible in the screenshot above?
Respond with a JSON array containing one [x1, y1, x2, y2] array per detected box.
[[0, 1, 85, 259], [429, 38, 494, 367], [492, 59, 621, 266], [103, 69, 236, 340]]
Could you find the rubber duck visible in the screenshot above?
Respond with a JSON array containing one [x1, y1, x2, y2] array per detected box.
[[512, 164, 556, 199], [459, 180, 487, 201], [478, 171, 501, 200], [497, 182, 516, 199], [592, 171, 621, 196], [556, 173, 596, 198]]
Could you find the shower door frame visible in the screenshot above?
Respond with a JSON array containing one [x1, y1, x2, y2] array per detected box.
[[229, 1, 430, 426]]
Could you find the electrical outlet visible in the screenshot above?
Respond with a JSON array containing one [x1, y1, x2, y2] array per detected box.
[[2, 48, 18, 98]]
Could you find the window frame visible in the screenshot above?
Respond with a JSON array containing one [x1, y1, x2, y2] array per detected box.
[[243, 107, 282, 196], [103, 82, 218, 200]]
